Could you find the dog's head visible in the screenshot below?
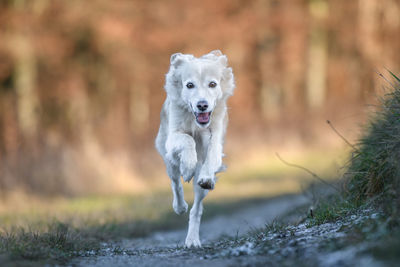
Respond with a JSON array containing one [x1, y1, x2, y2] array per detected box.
[[165, 50, 235, 128]]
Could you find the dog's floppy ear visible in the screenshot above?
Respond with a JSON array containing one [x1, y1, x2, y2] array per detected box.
[[170, 53, 194, 68], [221, 66, 235, 99], [209, 50, 223, 57], [202, 50, 222, 59], [165, 53, 190, 101], [210, 50, 228, 67], [202, 50, 228, 67], [218, 55, 228, 67], [170, 53, 184, 67], [202, 50, 234, 98]]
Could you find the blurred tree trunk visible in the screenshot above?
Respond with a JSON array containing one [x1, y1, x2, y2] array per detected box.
[[255, 1, 282, 121], [358, 0, 380, 63], [130, 86, 149, 135], [130, 57, 150, 136], [278, 0, 307, 114], [258, 34, 282, 120], [358, 0, 400, 96], [357, 0, 380, 97], [11, 1, 43, 142], [306, 0, 328, 109], [13, 34, 39, 141]]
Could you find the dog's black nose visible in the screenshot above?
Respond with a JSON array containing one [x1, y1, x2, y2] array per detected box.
[[196, 100, 208, 112]]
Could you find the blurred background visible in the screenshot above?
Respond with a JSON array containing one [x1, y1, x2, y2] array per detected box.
[[0, 0, 400, 199]]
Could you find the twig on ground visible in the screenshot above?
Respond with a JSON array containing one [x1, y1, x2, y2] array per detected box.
[[275, 153, 340, 192], [326, 120, 358, 152]]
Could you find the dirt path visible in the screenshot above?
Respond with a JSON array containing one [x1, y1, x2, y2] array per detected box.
[[73, 194, 308, 266]]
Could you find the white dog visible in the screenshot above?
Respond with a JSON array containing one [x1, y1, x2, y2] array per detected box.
[[155, 50, 235, 247]]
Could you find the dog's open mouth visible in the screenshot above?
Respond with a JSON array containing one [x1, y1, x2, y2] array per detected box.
[[195, 112, 211, 125]]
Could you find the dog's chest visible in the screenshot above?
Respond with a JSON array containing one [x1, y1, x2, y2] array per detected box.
[[192, 129, 212, 161]]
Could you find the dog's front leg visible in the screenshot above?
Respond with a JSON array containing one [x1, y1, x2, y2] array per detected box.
[[197, 126, 223, 190], [165, 132, 197, 182], [185, 182, 208, 248]]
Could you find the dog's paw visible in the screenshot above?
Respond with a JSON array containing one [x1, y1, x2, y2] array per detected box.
[[197, 176, 215, 190], [185, 236, 202, 248], [173, 199, 188, 215], [180, 149, 197, 182]]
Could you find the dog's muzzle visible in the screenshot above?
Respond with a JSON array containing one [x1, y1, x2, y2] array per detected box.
[[195, 111, 211, 125], [191, 101, 212, 125]]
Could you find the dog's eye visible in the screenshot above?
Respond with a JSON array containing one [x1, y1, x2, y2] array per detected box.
[[186, 82, 195, 89], [209, 81, 217, 88]]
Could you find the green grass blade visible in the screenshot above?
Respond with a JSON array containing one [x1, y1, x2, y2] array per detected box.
[[388, 70, 400, 83]]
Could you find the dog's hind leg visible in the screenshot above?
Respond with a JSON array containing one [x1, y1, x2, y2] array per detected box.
[[166, 164, 188, 215], [185, 182, 208, 248]]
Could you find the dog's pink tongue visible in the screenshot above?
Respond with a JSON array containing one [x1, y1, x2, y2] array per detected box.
[[197, 112, 210, 123]]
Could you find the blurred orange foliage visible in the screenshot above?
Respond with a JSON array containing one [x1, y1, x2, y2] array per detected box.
[[0, 0, 399, 195]]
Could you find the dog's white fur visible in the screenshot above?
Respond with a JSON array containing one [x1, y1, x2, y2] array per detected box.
[[155, 50, 235, 247]]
